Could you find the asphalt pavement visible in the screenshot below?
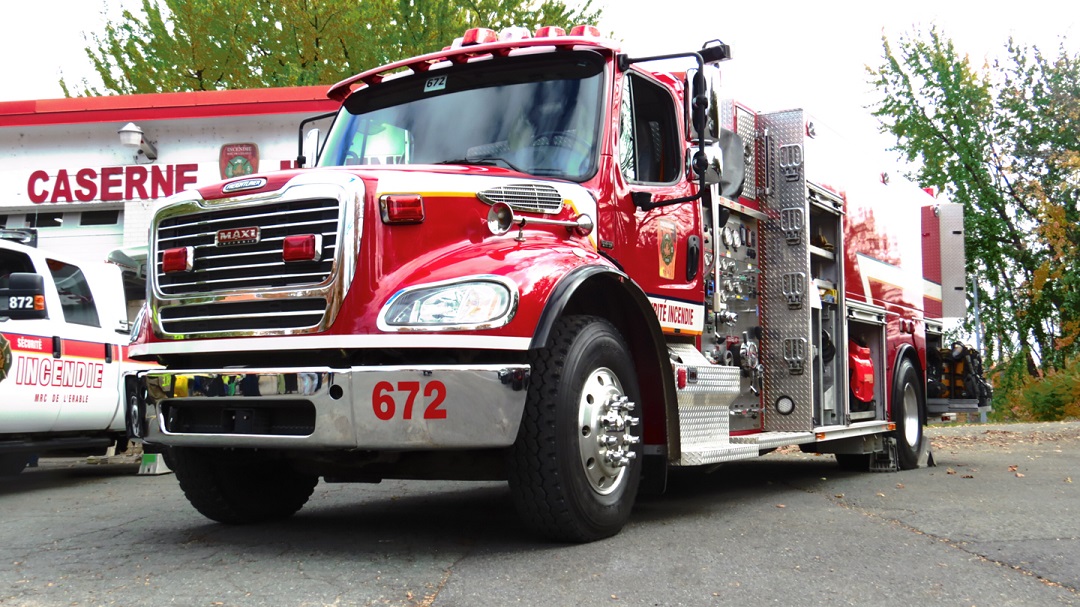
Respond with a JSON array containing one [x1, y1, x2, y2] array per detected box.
[[1, 421, 1077, 607]]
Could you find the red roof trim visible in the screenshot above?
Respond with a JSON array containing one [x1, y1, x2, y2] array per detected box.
[[0, 86, 339, 127]]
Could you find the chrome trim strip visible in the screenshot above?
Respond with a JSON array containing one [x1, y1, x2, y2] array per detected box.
[[160, 310, 323, 323], [157, 219, 337, 246], [131, 334, 533, 356]]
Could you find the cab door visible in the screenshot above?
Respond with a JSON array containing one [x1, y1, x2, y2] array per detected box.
[[0, 247, 64, 432], [40, 258, 123, 432], [609, 70, 705, 336]]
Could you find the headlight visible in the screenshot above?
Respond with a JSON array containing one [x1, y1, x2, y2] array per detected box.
[[379, 277, 517, 331]]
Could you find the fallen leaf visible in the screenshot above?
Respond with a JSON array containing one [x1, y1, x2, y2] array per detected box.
[[876, 492, 886, 497], [962, 475, 974, 479], [834, 494, 844, 499], [406, 591, 414, 600], [611, 595, 618, 600], [1067, 477, 1073, 483], [1015, 472, 1025, 478], [776, 504, 786, 508], [1008, 465, 1019, 472], [896, 483, 905, 489], [946, 468, 956, 475]]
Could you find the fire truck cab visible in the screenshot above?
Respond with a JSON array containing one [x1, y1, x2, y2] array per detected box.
[[127, 27, 988, 541]]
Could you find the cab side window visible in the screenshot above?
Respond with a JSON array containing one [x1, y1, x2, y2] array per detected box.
[[618, 74, 680, 184], [0, 249, 35, 289], [46, 259, 100, 328]]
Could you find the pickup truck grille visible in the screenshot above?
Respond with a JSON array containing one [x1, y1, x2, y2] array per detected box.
[[156, 198, 339, 295]]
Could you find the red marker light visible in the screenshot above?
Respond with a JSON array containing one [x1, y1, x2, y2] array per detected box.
[[380, 194, 425, 224], [677, 367, 687, 390], [569, 25, 601, 37], [462, 28, 497, 46], [283, 234, 322, 262], [535, 26, 566, 38], [161, 247, 193, 273]]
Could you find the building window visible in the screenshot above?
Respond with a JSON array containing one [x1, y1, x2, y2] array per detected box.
[[46, 258, 101, 328], [26, 213, 64, 228], [80, 210, 121, 226]]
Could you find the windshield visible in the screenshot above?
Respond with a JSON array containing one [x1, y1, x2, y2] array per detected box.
[[319, 51, 606, 181]]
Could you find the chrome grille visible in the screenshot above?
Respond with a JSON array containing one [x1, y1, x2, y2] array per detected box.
[[156, 198, 339, 295], [477, 184, 563, 214], [159, 298, 327, 334]]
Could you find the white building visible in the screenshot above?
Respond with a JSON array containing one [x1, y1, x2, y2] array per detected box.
[[0, 87, 338, 313]]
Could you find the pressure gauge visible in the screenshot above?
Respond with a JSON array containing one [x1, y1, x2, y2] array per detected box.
[[722, 227, 732, 248], [732, 225, 743, 250]]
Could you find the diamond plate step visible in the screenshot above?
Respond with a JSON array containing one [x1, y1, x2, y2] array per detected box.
[[730, 431, 816, 450]]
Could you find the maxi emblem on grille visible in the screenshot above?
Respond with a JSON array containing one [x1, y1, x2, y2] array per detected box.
[[216, 227, 260, 246]]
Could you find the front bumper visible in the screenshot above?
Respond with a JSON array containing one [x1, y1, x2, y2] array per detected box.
[[126, 364, 530, 450]]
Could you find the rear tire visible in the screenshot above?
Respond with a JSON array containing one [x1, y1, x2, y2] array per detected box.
[[508, 315, 643, 542], [893, 358, 927, 470], [170, 447, 318, 524]]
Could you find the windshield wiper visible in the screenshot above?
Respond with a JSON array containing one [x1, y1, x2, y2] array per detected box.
[[438, 157, 524, 173]]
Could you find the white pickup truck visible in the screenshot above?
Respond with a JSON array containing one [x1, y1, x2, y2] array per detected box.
[[0, 231, 134, 475]]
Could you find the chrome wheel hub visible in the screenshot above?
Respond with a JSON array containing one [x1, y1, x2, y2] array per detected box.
[[578, 367, 640, 495], [902, 383, 920, 447]]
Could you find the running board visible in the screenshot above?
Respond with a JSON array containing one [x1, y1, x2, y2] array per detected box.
[[731, 431, 816, 449]]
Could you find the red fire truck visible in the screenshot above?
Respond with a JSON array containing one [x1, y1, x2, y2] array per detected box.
[[126, 26, 990, 542]]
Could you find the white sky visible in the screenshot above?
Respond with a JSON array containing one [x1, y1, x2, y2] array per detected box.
[[1, 0, 1078, 157]]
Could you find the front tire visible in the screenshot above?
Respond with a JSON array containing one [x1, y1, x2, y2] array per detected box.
[[171, 447, 318, 524], [893, 358, 928, 470], [508, 315, 643, 542]]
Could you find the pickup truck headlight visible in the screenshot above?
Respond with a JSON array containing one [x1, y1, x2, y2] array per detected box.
[[378, 277, 517, 331]]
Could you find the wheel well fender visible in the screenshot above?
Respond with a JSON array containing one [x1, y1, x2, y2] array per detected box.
[[530, 266, 678, 455]]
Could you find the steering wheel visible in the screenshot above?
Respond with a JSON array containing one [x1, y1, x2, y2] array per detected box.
[[531, 131, 591, 155], [527, 131, 593, 174], [344, 151, 361, 165]]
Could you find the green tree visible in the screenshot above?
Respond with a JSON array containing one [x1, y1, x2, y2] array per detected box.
[[62, 0, 601, 95], [869, 27, 1080, 377]]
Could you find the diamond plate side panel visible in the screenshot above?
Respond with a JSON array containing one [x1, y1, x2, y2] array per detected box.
[[758, 110, 814, 433], [674, 364, 754, 465], [938, 203, 967, 318], [719, 101, 758, 201], [677, 364, 742, 396], [677, 443, 760, 466]]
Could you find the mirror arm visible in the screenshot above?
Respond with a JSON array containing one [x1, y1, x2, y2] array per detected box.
[[295, 111, 337, 168], [620, 50, 711, 212]]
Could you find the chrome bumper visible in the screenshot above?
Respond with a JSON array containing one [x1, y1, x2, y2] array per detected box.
[[127, 365, 530, 450]]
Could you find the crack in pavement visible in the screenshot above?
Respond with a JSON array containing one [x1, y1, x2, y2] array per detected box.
[[790, 480, 1079, 595]]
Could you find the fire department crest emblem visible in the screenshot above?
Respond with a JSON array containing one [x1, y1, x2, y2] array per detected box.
[[0, 334, 11, 386], [658, 220, 677, 279], [220, 143, 260, 179]]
